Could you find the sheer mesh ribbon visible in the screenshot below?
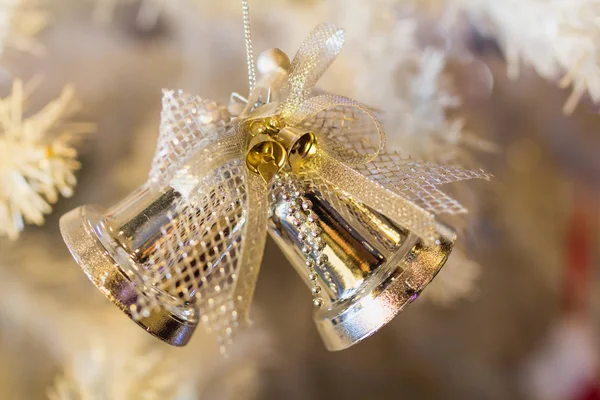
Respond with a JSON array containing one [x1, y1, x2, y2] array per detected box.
[[134, 23, 489, 349], [144, 93, 269, 348], [278, 23, 345, 118]]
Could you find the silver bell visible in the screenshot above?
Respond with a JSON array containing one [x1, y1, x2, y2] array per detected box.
[[60, 185, 200, 346], [268, 176, 455, 351], [60, 171, 455, 350]]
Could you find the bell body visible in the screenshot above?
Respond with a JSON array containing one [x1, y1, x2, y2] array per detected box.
[[61, 175, 455, 350], [269, 183, 455, 351], [60, 184, 199, 346]]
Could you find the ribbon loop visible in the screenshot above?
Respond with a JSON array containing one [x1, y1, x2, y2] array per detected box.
[[149, 90, 234, 186], [291, 94, 385, 165], [278, 23, 345, 118]]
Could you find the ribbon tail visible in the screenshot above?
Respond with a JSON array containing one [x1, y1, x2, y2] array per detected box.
[[305, 152, 440, 244], [232, 171, 269, 328], [137, 157, 263, 353], [354, 153, 492, 216]]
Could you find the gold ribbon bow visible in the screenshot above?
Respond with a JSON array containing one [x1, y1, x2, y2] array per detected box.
[[142, 23, 489, 347], [238, 23, 440, 242]]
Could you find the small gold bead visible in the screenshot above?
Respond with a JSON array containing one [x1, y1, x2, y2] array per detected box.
[[249, 121, 266, 136], [266, 116, 281, 133], [313, 297, 324, 307]]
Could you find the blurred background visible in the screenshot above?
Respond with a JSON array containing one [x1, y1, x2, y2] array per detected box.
[[0, 0, 598, 399]]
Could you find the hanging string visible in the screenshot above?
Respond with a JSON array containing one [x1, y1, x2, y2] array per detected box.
[[242, 0, 256, 93]]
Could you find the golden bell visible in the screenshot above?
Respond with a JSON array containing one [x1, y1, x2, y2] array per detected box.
[[246, 135, 287, 183], [268, 181, 455, 351]]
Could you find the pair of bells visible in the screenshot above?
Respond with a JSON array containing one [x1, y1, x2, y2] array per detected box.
[[60, 161, 455, 351], [245, 120, 318, 183], [59, 48, 454, 351]]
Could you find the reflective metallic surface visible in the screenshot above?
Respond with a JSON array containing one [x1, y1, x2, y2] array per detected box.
[[59, 186, 199, 346], [61, 176, 455, 351], [269, 186, 456, 350]]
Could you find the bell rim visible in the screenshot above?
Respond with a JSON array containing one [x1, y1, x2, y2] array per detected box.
[[313, 222, 456, 351], [59, 205, 198, 347]]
